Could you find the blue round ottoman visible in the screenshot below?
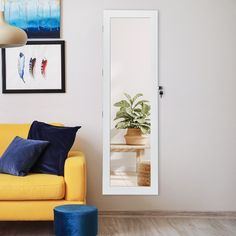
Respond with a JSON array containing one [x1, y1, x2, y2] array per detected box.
[[54, 204, 98, 236]]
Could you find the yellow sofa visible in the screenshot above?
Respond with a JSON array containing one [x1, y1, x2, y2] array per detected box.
[[0, 124, 86, 221]]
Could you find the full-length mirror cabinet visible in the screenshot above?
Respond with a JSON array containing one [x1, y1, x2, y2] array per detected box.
[[103, 10, 158, 195]]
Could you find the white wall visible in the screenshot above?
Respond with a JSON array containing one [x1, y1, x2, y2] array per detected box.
[[0, 0, 236, 211]]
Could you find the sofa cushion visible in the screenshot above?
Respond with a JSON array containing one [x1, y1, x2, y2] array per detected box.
[[28, 121, 81, 176], [0, 136, 49, 176], [0, 173, 65, 200]]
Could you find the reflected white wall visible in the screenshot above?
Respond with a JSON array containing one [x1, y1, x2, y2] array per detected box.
[[110, 18, 152, 172]]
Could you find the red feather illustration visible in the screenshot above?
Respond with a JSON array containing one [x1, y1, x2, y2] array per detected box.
[[41, 58, 48, 77]]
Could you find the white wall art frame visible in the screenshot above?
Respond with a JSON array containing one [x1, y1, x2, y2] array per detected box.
[[103, 10, 159, 195]]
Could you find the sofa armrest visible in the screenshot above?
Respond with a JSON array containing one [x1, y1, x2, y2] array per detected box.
[[64, 151, 86, 202]]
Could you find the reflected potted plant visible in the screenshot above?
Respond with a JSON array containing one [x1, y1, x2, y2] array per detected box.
[[113, 93, 151, 145]]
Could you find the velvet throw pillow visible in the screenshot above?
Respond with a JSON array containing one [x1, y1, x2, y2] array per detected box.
[[0, 136, 49, 177], [28, 121, 81, 176]]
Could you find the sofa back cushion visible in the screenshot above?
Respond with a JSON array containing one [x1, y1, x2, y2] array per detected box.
[[0, 123, 63, 157], [0, 124, 31, 156]]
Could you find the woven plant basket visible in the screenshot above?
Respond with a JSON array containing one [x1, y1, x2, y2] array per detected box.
[[124, 128, 148, 145], [137, 161, 151, 186]]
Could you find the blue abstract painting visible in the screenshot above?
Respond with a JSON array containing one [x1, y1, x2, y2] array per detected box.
[[5, 0, 60, 38]]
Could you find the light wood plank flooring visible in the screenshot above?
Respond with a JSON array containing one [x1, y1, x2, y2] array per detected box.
[[0, 216, 235, 236]]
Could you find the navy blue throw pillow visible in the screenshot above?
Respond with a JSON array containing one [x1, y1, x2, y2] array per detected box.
[[0, 136, 49, 177], [28, 121, 81, 176]]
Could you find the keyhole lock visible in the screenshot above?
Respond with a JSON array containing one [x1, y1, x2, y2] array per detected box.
[[159, 86, 164, 98]]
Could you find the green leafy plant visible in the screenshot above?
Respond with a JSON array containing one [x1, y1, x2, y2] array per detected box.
[[113, 93, 151, 134]]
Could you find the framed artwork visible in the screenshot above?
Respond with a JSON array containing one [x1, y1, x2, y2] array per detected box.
[[4, 0, 61, 38], [103, 11, 159, 195], [2, 40, 65, 94]]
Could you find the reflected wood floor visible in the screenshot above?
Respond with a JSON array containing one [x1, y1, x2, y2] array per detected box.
[[0, 215, 236, 236], [110, 171, 138, 187]]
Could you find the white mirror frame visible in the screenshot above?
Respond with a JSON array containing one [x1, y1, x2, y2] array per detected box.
[[103, 10, 159, 195]]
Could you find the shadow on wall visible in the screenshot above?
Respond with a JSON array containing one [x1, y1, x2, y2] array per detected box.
[[74, 134, 104, 199]]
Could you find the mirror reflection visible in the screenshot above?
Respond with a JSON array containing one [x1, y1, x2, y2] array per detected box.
[[110, 18, 153, 187]]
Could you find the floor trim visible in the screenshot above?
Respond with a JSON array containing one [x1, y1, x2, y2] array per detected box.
[[99, 211, 236, 218]]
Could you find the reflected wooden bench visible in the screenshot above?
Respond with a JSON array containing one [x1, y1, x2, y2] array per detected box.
[[110, 144, 150, 172]]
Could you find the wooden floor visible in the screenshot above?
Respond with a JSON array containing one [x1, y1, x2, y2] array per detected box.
[[0, 215, 236, 236]]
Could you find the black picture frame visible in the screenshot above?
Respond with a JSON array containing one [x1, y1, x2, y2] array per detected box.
[[2, 40, 65, 94]]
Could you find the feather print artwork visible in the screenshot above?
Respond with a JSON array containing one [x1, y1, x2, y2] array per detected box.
[[41, 59, 48, 77], [29, 58, 36, 78], [17, 53, 25, 83]]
